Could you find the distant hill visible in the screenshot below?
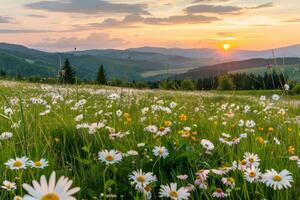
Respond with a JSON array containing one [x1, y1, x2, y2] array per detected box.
[[130, 44, 300, 60], [0, 43, 217, 80], [1, 43, 300, 81], [173, 57, 300, 80]]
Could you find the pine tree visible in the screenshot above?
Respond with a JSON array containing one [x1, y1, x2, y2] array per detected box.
[[60, 58, 75, 84], [97, 65, 107, 85]]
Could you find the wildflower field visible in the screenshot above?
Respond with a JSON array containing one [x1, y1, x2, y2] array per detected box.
[[0, 80, 299, 200]]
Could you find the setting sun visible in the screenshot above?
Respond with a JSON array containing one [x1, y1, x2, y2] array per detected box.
[[223, 44, 231, 50]]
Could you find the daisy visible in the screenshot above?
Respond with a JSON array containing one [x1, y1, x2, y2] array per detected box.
[[98, 150, 123, 165], [272, 94, 280, 101], [144, 125, 158, 133], [156, 126, 171, 136], [262, 169, 293, 190], [0, 131, 13, 140], [297, 160, 300, 167], [194, 177, 207, 190], [153, 146, 169, 158], [5, 156, 29, 170], [177, 175, 188, 180], [129, 169, 157, 189], [244, 167, 262, 183], [159, 183, 190, 200], [13, 196, 23, 200], [1, 180, 17, 191], [212, 166, 231, 175], [196, 169, 210, 179], [244, 152, 260, 167], [221, 177, 235, 188], [238, 159, 248, 171], [22, 171, 80, 200], [212, 188, 226, 198], [200, 139, 214, 152], [29, 159, 49, 169], [288, 156, 298, 161]]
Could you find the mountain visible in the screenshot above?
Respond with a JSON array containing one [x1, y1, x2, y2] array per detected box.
[[173, 57, 300, 80], [0, 43, 217, 80], [130, 44, 300, 60], [0, 43, 300, 81]]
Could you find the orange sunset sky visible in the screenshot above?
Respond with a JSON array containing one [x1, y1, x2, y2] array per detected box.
[[1, 0, 300, 51]]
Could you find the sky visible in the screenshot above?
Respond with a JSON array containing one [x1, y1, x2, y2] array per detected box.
[[0, 0, 300, 51]]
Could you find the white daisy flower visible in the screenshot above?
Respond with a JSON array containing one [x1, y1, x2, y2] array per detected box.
[[200, 139, 214, 151], [272, 94, 280, 101], [98, 149, 123, 165], [129, 169, 157, 189], [22, 171, 80, 200], [212, 188, 226, 198], [159, 183, 190, 200], [244, 167, 262, 183], [5, 156, 29, 170], [144, 125, 158, 133], [177, 175, 188, 180], [262, 169, 293, 190], [221, 177, 235, 188], [13, 196, 23, 200], [29, 159, 49, 169], [153, 146, 169, 158], [0, 131, 13, 140], [284, 84, 290, 91], [1, 180, 17, 191], [244, 152, 260, 167]]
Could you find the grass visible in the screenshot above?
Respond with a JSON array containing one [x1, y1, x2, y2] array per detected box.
[[0, 80, 299, 199]]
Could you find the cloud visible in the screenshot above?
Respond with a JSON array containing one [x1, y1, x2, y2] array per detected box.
[[89, 14, 220, 28], [283, 18, 300, 23], [217, 32, 234, 37], [0, 29, 49, 33], [192, 0, 231, 2], [184, 4, 242, 14], [25, 0, 149, 15], [32, 33, 127, 50], [248, 2, 274, 9], [0, 16, 14, 23], [27, 14, 48, 18]]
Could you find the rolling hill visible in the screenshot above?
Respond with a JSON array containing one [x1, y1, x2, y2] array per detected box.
[[173, 58, 300, 80], [1, 43, 300, 81], [0, 43, 217, 80], [130, 44, 300, 60]]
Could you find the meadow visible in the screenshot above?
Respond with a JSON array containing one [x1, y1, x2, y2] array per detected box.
[[0, 80, 299, 200]]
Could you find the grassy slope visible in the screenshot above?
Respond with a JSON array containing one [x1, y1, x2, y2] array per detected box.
[[0, 80, 299, 199]]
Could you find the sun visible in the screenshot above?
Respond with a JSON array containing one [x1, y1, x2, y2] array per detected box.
[[223, 43, 231, 50]]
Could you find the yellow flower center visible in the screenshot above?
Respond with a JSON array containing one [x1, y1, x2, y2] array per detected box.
[[170, 191, 178, 198], [249, 171, 256, 177], [13, 161, 23, 167], [249, 158, 254, 163], [273, 175, 282, 182], [159, 127, 165, 131], [144, 185, 152, 192], [35, 161, 42, 167], [41, 193, 60, 200], [158, 149, 164, 155], [240, 160, 247, 165], [137, 176, 145, 183], [216, 188, 223, 193], [105, 155, 114, 161]]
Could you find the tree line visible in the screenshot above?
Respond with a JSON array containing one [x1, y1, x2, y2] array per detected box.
[[0, 58, 299, 93]]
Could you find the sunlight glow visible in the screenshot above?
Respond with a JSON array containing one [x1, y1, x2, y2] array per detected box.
[[223, 43, 231, 51]]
